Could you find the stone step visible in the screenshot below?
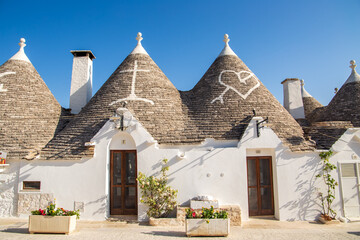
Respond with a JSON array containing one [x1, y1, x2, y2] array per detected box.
[[107, 215, 138, 224]]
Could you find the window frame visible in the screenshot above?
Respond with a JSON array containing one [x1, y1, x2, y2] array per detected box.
[[23, 181, 41, 191]]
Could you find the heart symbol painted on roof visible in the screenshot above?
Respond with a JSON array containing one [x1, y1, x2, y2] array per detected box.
[[211, 70, 260, 103]]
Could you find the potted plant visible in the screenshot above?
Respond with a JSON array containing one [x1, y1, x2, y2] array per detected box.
[[137, 158, 178, 226], [185, 206, 230, 237], [0, 151, 6, 164], [29, 200, 80, 234], [316, 151, 339, 224]]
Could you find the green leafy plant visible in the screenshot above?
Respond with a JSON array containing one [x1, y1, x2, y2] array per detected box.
[[185, 206, 228, 222], [316, 150, 338, 220], [214, 210, 228, 219], [137, 158, 178, 218], [185, 208, 199, 218], [202, 206, 215, 219], [31, 199, 80, 219]]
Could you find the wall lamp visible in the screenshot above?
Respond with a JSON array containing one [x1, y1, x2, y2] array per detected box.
[[256, 117, 268, 137]]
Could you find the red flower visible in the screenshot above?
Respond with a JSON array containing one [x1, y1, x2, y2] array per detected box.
[[39, 209, 45, 215], [192, 212, 196, 218]]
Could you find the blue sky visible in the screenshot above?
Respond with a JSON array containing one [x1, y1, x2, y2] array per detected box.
[[1, 0, 359, 108]]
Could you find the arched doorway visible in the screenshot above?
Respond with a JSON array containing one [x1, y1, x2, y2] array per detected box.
[[109, 132, 137, 215]]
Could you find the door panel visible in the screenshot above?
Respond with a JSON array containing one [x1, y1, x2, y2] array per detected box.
[[112, 187, 122, 209], [110, 150, 137, 215], [247, 156, 274, 216], [125, 187, 137, 209], [340, 162, 360, 218], [126, 152, 136, 185], [113, 153, 122, 184], [248, 188, 258, 212]]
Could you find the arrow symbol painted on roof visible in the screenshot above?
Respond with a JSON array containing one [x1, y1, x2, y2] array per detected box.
[[0, 71, 16, 92], [109, 60, 154, 106], [211, 70, 260, 103]]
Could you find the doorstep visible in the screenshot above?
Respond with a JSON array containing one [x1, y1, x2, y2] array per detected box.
[[107, 215, 138, 224]]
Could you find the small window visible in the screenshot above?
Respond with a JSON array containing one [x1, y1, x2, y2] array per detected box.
[[23, 181, 41, 190], [341, 163, 357, 178]]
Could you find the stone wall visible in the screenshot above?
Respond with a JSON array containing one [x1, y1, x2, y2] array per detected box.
[[0, 161, 19, 217], [17, 193, 53, 214]]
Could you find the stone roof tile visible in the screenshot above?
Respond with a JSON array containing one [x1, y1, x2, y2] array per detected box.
[[0, 59, 62, 160], [41, 35, 314, 160]]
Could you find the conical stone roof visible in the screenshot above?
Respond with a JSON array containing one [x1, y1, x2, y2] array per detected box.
[[42, 34, 313, 160], [0, 38, 62, 160], [315, 60, 360, 127], [301, 80, 323, 121], [180, 35, 313, 151], [42, 33, 187, 160]]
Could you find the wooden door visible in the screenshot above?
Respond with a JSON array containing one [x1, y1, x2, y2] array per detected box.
[[247, 156, 274, 216], [110, 150, 137, 215]]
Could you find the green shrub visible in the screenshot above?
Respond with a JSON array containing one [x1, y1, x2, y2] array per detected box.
[[316, 150, 338, 219], [137, 159, 178, 218]]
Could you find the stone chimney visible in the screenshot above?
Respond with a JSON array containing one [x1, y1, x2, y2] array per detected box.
[[281, 78, 305, 119], [69, 50, 95, 114]]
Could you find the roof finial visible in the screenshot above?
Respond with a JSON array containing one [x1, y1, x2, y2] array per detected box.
[[300, 79, 312, 98], [350, 60, 356, 70], [136, 32, 143, 44], [9, 37, 31, 63], [218, 33, 237, 57], [223, 34, 230, 45], [130, 32, 148, 55], [345, 59, 360, 84], [19, 38, 26, 50]]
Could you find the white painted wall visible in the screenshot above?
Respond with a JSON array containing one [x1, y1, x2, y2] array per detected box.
[[11, 112, 354, 222], [240, 117, 321, 221], [18, 157, 107, 220], [330, 128, 360, 218]]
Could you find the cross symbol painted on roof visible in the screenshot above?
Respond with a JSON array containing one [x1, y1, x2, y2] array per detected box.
[[0, 71, 16, 92], [109, 60, 154, 106]]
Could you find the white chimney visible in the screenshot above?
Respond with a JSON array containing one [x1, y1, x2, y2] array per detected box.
[[69, 50, 95, 114], [281, 78, 305, 119]]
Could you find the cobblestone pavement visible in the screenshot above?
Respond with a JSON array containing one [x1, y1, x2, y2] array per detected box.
[[0, 218, 359, 240]]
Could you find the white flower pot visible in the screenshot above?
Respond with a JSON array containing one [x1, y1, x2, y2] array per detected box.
[[185, 218, 230, 237], [28, 215, 77, 234]]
